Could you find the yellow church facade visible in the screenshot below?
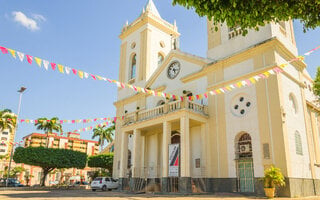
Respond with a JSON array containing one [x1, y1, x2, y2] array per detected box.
[[112, 0, 320, 197]]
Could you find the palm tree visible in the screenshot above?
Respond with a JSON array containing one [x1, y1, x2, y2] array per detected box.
[[0, 109, 17, 133], [92, 122, 115, 152], [34, 117, 63, 148]]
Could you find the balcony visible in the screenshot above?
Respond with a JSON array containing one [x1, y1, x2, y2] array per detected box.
[[123, 98, 208, 126]]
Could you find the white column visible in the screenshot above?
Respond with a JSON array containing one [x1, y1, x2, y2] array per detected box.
[[119, 131, 128, 178], [200, 123, 208, 177], [180, 116, 190, 177], [162, 121, 171, 177], [132, 129, 141, 177]]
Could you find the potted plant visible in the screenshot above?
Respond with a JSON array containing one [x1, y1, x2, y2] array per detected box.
[[263, 166, 285, 198]]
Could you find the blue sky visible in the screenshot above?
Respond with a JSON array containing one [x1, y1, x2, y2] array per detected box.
[[0, 0, 319, 146]]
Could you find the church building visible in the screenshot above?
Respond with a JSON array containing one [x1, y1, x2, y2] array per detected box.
[[112, 0, 320, 197]]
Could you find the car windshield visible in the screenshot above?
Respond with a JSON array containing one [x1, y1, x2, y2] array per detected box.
[[93, 178, 102, 181]]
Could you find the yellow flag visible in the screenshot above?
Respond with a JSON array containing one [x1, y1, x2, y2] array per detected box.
[[96, 75, 103, 80], [35, 57, 42, 67], [249, 78, 256, 84], [263, 71, 270, 77], [57, 64, 64, 73], [78, 70, 84, 79], [236, 82, 242, 88], [226, 86, 232, 91], [8, 49, 16, 58]]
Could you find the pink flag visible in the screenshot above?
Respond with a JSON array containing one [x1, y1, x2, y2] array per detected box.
[[91, 74, 96, 80], [0, 46, 8, 54], [51, 63, 56, 70], [72, 69, 77, 75], [72, 120, 75, 123], [35, 120, 38, 123], [26, 55, 33, 64], [60, 120, 63, 124], [107, 79, 112, 83], [114, 117, 117, 123]]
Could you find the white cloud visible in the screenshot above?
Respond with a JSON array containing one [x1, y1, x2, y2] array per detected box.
[[12, 11, 40, 31], [32, 14, 46, 22]]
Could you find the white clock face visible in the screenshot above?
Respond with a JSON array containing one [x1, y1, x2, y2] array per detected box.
[[167, 61, 180, 79]]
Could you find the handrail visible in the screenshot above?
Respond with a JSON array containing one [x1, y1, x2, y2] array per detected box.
[[123, 99, 208, 126]]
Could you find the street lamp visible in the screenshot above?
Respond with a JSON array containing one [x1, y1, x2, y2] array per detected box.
[[6, 87, 26, 187]]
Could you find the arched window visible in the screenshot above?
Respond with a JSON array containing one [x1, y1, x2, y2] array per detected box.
[[236, 133, 252, 159], [158, 53, 164, 65], [295, 131, 303, 155], [130, 54, 136, 80], [289, 93, 298, 114]]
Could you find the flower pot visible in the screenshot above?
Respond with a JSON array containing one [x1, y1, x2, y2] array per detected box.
[[264, 187, 275, 198]]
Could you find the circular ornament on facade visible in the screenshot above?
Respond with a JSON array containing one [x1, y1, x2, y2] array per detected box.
[[231, 94, 252, 117], [167, 61, 181, 79]]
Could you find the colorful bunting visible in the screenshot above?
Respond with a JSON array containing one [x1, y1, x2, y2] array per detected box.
[[0, 44, 319, 102]]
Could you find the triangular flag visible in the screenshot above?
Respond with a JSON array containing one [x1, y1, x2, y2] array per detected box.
[[65, 67, 71, 74], [72, 68, 77, 75], [91, 74, 96, 80], [78, 70, 84, 78], [51, 63, 56, 70], [0, 46, 8, 54], [84, 72, 89, 79], [26, 55, 33, 64], [57, 64, 64, 73], [17, 52, 25, 62], [43, 60, 49, 70], [34, 57, 42, 67], [8, 49, 16, 58]]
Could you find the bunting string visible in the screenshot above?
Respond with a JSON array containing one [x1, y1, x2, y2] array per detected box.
[[12, 117, 117, 124], [0, 44, 319, 102], [0, 45, 182, 100]]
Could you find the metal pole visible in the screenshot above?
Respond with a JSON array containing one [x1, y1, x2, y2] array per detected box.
[[6, 88, 25, 187]]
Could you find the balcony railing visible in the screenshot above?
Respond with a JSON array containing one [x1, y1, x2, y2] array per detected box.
[[123, 98, 208, 126]]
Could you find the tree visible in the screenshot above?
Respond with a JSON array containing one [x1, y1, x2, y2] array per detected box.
[[13, 147, 87, 186], [313, 67, 320, 99], [0, 109, 17, 132], [92, 122, 114, 152], [172, 0, 320, 35], [87, 153, 114, 176], [34, 117, 63, 147], [2, 166, 25, 178]]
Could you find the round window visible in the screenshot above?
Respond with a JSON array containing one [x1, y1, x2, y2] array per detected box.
[[231, 94, 252, 117]]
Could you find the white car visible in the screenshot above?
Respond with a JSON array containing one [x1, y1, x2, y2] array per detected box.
[[90, 177, 119, 191]]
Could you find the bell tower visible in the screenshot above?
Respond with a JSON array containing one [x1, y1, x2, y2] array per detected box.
[[207, 20, 297, 60], [118, 0, 180, 86]]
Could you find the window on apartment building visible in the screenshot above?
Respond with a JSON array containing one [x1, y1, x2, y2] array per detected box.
[[2, 132, 8, 135], [0, 149, 5, 152], [295, 131, 303, 155], [1, 137, 7, 141], [0, 143, 6, 146]]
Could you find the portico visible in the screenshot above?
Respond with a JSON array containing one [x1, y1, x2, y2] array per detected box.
[[117, 99, 208, 192]]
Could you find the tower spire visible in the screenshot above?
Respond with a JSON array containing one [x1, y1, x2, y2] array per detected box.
[[145, 0, 161, 18]]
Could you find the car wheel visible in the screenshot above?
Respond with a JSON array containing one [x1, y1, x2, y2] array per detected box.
[[92, 189, 96, 192], [102, 185, 107, 191]]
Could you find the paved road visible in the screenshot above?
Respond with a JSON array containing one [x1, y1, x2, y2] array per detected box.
[[1, 189, 320, 200]]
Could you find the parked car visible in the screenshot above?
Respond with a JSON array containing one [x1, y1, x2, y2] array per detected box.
[[0, 178, 24, 187], [71, 181, 89, 187], [90, 177, 118, 191]]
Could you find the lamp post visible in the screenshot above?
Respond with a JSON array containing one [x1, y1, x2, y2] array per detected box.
[[6, 87, 26, 187]]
